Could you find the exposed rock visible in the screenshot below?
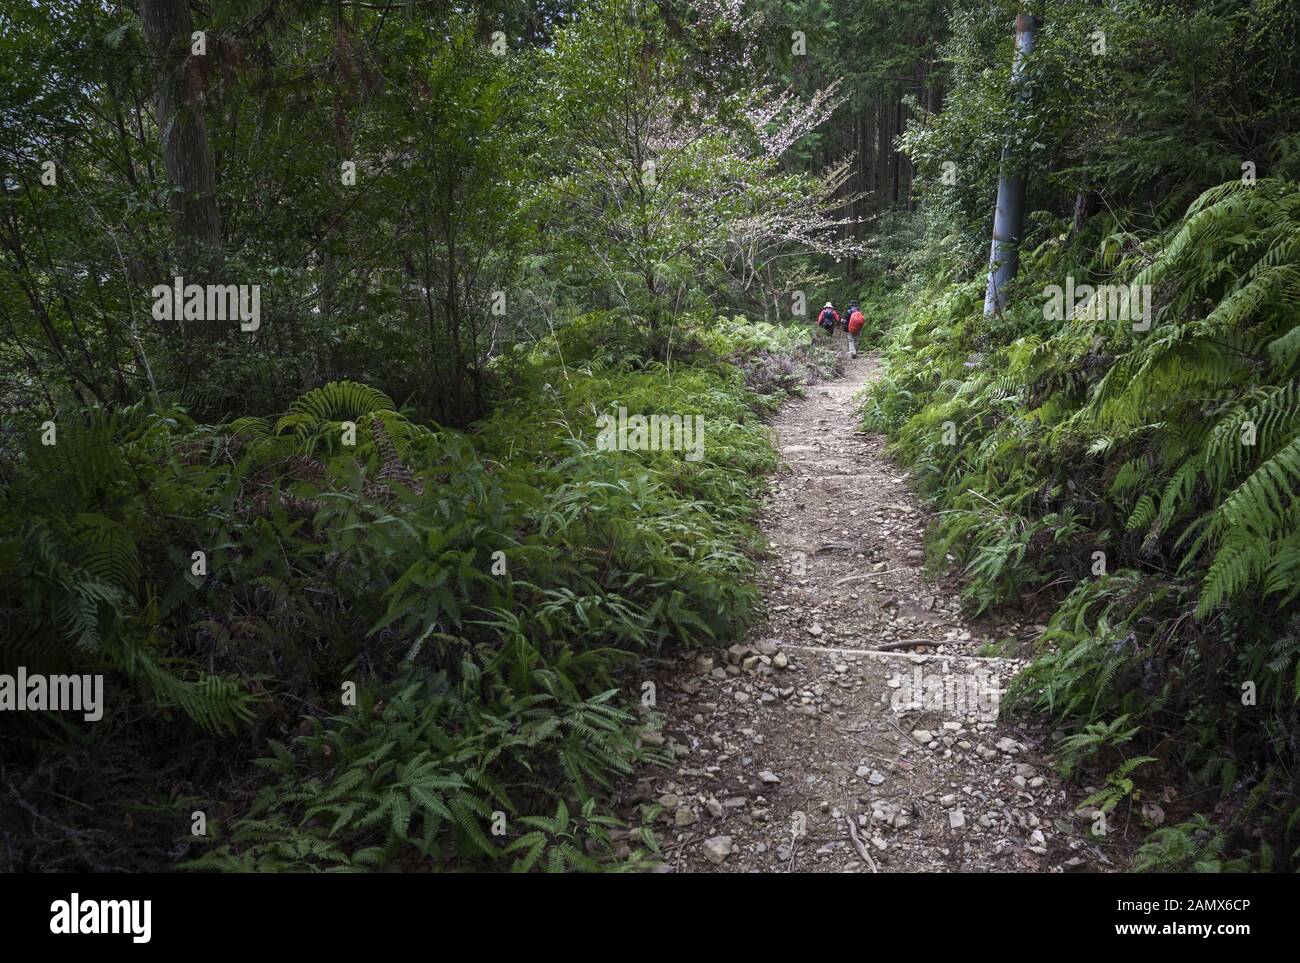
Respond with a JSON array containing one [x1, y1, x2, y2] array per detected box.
[[703, 836, 733, 864]]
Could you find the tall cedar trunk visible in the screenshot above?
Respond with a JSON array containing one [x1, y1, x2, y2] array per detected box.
[[863, 102, 874, 215], [139, 0, 222, 280], [876, 92, 889, 211], [922, 65, 946, 212], [904, 88, 914, 211], [927, 77, 944, 115], [890, 97, 902, 205], [444, 177, 466, 424], [859, 106, 868, 216], [846, 110, 853, 280]]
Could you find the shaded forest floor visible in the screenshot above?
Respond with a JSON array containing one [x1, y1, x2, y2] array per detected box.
[[621, 345, 1124, 872]]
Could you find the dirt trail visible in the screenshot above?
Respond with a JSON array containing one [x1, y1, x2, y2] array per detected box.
[[625, 349, 1105, 873]]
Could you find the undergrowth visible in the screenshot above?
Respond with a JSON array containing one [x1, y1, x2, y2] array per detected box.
[[864, 178, 1300, 872], [0, 313, 834, 872]]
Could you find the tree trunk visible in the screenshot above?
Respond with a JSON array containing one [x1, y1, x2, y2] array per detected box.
[[876, 92, 889, 211], [927, 75, 944, 116], [139, 0, 222, 278], [890, 97, 902, 205], [983, 13, 1038, 316], [1069, 173, 1093, 242]]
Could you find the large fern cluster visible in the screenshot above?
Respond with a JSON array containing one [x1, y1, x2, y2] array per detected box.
[[866, 178, 1300, 869], [1, 404, 260, 735]]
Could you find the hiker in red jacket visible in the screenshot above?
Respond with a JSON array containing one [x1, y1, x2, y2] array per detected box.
[[816, 302, 839, 338], [844, 301, 866, 358]]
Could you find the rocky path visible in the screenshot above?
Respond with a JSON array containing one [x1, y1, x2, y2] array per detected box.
[[625, 350, 1107, 873]]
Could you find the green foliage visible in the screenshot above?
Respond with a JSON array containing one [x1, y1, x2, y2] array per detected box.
[[505, 798, 653, 873], [11, 0, 1296, 877], [0, 5, 531, 425], [1133, 815, 1250, 874], [2, 303, 806, 870], [1075, 753, 1157, 819], [186, 675, 652, 872], [176, 313, 788, 870], [3, 0, 854, 871], [1, 404, 261, 734], [867, 177, 1300, 868]]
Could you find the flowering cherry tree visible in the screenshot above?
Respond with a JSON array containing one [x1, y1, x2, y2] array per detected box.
[[539, 0, 868, 328]]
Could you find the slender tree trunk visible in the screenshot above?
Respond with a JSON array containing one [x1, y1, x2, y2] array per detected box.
[[863, 102, 874, 215], [984, 13, 1038, 315], [890, 98, 902, 205], [1069, 172, 1093, 242], [876, 92, 889, 211], [927, 74, 944, 116]]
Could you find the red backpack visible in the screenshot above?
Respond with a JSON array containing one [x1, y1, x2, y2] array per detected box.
[[847, 309, 866, 334]]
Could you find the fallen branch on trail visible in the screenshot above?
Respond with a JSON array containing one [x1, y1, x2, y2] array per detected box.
[[872, 638, 938, 652], [845, 818, 879, 872], [832, 570, 891, 587]]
